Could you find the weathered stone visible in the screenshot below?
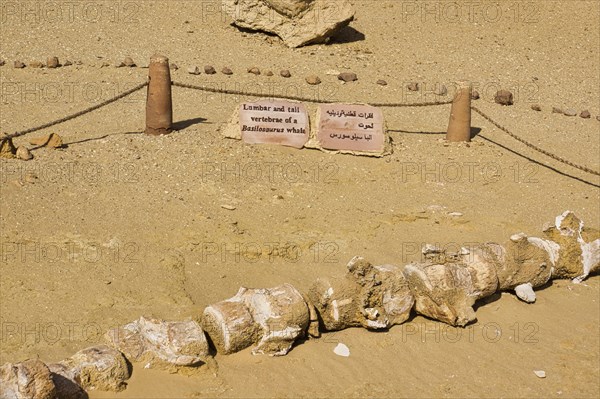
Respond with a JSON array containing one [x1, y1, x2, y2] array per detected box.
[[0, 359, 58, 399], [403, 262, 477, 327], [16, 146, 33, 161], [222, 0, 355, 48], [376, 79, 387, 86], [471, 90, 480, 100], [221, 67, 233, 75], [531, 104, 542, 111], [247, 67, 260, 75], [459, 244, 502, 299], [29, 61, 44, 68], [552, 107, 563, 114], [580, 110, 591, 119], [48, 363, 87, 399], [123, 57, 136, 67], [105, 317, 210, 369], [280, 69, 291, 78], [204, 65, 216, 74], [29, 133, 64, 148], [51, 345, 130, 392], [0, 137, 17, 158], [563, 108, 577, 117], [187, 66, 200, 75], [514, 282, 536, 303], [46, 56, 60, 68], [494, 90, 513, 105], [406, 82, 419, 91], [264, 70, 274, 76], [14, 60, 26, 68], [496, 233, 554, 289], [338, 72, 357, 82], [305, 75, 321, 85]]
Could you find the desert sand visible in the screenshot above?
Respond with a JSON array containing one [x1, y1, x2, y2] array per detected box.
[[1, 1, 599, 398]]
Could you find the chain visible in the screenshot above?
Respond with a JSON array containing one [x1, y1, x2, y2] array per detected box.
[[471, 105, 600, 176], [171, 81, 453, 107], [2, 81, 148, 140]]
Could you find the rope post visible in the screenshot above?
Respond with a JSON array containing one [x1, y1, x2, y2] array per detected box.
[[446, 81, 472, 142], [145, 55, 172, 135]]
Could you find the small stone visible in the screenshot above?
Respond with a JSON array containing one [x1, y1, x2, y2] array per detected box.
[[47, 56, 60, 68], [305, 75, 321, 85], [333, 343, 350, 357], [376, 79, 387, 86], [204, 65, 216, 74], [222, 67, 233, 75], [115, 62, 126, 68], [552, 107, 563, 114], [471, 90, 480, 100], [563, 109, 577, 117], [265, 70, 274, 76], [533, 370, 546, 378], [280, 69, 291, 78], [407, 82, 419, 91], [448, 212, 463, 217], [580, 110, 591, 119], [14, 60, 26, 68], [221, 204, 236, 210], [434, 84, 447, 96], [515, 283, 536, 303], [16, 146, 33, 160], [494, 90, 514, 105], [29, 61, 44, 68], [123, 56, 136, 67], [170, 63, 179, 70], [0, 59, 5, 66], [187, 66, 201, 75], [100, 61, 110, 68], [248, 67, 261, 75], [338, 72, 357, 82], [531, 104, 542, 111], [63, 60, 73, 66], [0, 137, 16, 158]]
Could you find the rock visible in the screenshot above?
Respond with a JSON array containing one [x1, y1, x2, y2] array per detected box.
[[471, 90, 480, 100], [46, 56, 60, 68], [0, 59, 5, 66], [204, 65, 216, 74], [100, 62, 110, 68], [460, 243, 502, 299], [105, 317, 210, 369], [403, 262, 477, 327], [222, 0, 355, 48], [305, 75, 321, 85], [563, 108, 577, 117], [170, 63, 179, 70], [280, 69, 291, 78], [514, 282, 536, 303], [222, 67, 233, 75], [265, 70, 274, 76], [497, 233, 554, 289], [580, 110, 591, 119], [48, 363, 88, 399], [202, 284, 311, 356], [14, 60, 26, 68], [29, 133, 64, 148], [248, 67, 261, 75], [552, 107, 563, 114], [406, 82, 419, 91], [123, 57, 136, 67], [0, 359, 58, 399], [333, 343, 350, 357], [50, 345, 130, 392], [187, 66, 201, 75], [29, 61, 44, 68], [0, 137, 16, 158], [338, 72, 357, 82], [221, 204, 236, 210], [533, 370, 546, 378], [494, 90, 513, 105], [63, 60, 73, 66], [434, 84, 447, 96], [376, 79, 387, 86], [16, 146, 33, 161], [531, 104, 542, 111]]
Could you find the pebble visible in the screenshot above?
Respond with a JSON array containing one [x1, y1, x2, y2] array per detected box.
[[531, 104, 542, 111], [100, 62, 110, 68], [187, 66, 201, 75], [280, 69, 291, 78], [471, 90, 480, 100], [222, 67, 233, 75], [16, 146, 33, 161], [376, 79, 388, 86], [63, 60, 73, 66], [333, 343, 350, 357], [123, 57, 136, 67], [306, 75, 321, 85], [221, 205, 236, 211], [563, 109, 577, 117], [265, 70, 274, 76], [448, 212, 463, 217], [407, 82, 419, 91], [0, 59, 5, 66], [46, 56, 59, 68], [494, 90, 513, 105], [14, 60, 25, 68], [338, 72, 357, 82], [579, 110, 591, 119], [204, 65, 216, 74], [552, 107, 563, 114], [248, 67, 261, 75], [533, 370, 546, 378], [434, 84, 447, 96], [29, 61, 44, 68], [170, 63, 179, 70]]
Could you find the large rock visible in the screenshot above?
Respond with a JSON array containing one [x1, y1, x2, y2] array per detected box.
[[222, 0, 355, 48], [0, 359, 58, 399], [105, 317, 210, 370]]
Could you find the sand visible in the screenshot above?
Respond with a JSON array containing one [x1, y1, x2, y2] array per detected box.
[[1, 1, 599, 397]]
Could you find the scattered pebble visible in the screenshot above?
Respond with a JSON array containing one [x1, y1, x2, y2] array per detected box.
[[221, 205, 236, 211], [531, 104, 542, 111], [306, 75, 321, 85], [407, 82, 419, 91], [29, 133, 63, 148], [580, 110, 591, 119], [280, 69, 291, 78], [434, 84, 447, 96], [222, 67, 233, 75], [563, 109, 577, 117], [16, 146, 33, 161], [338, 72, 358, 82], [533, 370, 546, 378], [63, 60, 73, 66], [248, 67, 260, 75], [29, 61, 44, 68], [552, 107, 563, 114], [100, 62, 110, 68], [204, 65, 216, 74], [170, 63, 179, 70], [494, 90, 513, 105], [187, 66, 201, 75], [471, 90, 480, 100], [333, 343, 350, 357], [14, 60, 25, 68], [0, 59, 5, 66], [46, 56, 59, 68], [265, 70, 274, 76], [123, 57, 136, 67], [376, 79, 388, 86], [448, 212, 463, 217]]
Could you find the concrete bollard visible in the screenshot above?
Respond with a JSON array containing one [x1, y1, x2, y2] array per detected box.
[[446, 81, 472, 142], [145, 54, 173, 135]]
